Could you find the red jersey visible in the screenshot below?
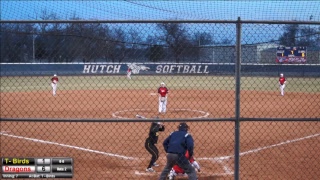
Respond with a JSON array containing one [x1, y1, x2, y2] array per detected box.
[[51, 77, 59, 84], [127, 68, 131, 72], [158, 87, 168, 97], [172, 150, 194, 173], [279, 77, 286, 85]]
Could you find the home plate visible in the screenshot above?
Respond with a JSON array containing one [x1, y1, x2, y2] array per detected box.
[[134, 170, 159, 176]]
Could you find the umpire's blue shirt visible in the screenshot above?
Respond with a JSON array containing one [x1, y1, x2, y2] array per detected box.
[[163, 130, 194, 157]]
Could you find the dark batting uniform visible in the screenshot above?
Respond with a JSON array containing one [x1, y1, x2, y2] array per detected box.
[[145, 122, 165, 169], [159, 123, 197, 180]]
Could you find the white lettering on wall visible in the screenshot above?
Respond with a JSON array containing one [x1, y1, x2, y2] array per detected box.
[[106, 65, 113, 73], [156, 65, 163, 73], [189, 65, 196, 73], [169, 65, 176, 73], [155, 65, 209, 74], [91, 65, 99, 73], [113, 65, 121, 73], [183, 65, 190, 73], [83, 64, 122, 74], [83, 64, 210, 74], [83, 65, 91, 73], [163, 65, 170, 73], [99, 65, 107, 73], [176, 65, 184, 73]]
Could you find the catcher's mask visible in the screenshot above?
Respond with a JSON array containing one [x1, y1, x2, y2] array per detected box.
[[178, 122, 189, 131]]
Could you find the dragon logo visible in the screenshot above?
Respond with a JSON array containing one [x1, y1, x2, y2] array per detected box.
[[127, 63, 150, 74]]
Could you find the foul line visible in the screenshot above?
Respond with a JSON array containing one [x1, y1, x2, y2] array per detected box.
[[196, 133, 320, 176], [0, 131, 137, 160], [198, 133, 320, 161], [134, 170, 233, 176]]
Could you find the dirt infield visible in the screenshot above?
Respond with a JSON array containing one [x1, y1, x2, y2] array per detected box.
[[1, 89, 320, 179]]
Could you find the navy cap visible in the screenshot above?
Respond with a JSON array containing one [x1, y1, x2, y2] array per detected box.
[[179, 122, 189, 131]]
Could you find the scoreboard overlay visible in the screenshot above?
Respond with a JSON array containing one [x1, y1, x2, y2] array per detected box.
[[276, 46, 307, 63], [1, 157, 73, 179]]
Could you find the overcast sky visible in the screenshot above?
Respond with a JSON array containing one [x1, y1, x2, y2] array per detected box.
[[1, 0, 320, 21]]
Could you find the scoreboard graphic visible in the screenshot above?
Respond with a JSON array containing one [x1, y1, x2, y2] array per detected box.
[[276, 46, 307, 63], [1, 157, 73, 179]]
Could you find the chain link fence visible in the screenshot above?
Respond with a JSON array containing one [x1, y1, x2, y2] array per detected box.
[[1, 20, 320, 180]]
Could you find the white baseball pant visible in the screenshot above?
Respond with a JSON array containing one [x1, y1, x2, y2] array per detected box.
[[280, 84, 285, 96], [51, 83, 58, 96], [127, 72, 132, 79], [159, 97, 167, 113]]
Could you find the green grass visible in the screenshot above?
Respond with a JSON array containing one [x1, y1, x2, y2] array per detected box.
[[1, 75, 319, 93]]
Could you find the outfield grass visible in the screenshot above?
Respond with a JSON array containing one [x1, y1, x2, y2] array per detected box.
[[1, 75, 319, 93]]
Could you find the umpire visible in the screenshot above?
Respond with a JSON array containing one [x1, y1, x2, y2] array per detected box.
[[145, 122, 165, 172], [159, 122, 197, 180]]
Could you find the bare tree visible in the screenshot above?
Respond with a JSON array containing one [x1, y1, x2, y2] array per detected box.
[[33, 9, 65, 62], [106, 27, 127, 63], [156, 23, 190, 63], [1, 24, 16, 62], [192, 31, 214, 46], [126, 28, 143, 61], [1, 23, 37, 63], [279, 24, 299, 46], [278, 24, 320, 48], [297, 26, 319, 47]]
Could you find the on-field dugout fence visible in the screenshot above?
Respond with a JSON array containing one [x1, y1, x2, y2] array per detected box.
[[1, 1, 320, 180]]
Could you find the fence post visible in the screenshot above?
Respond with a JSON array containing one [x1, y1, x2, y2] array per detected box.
[[234, 17, 242, 180]]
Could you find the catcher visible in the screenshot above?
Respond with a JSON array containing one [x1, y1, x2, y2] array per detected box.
[[168, 150, 201, 180], [158, 82, 169, 114]]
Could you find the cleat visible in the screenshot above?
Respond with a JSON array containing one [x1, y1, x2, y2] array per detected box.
[[146, 168, 156, 172], [152, 162, 159, 167]]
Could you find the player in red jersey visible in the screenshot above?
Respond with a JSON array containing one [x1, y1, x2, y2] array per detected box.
[[51, 74, 59, 96], [168, 150, 201, 180], [158, 82, 169, 114], [127, 67, 132, 79], [279, 73, 287, 96]]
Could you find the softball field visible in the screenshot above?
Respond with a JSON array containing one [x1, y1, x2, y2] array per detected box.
[[1, 75, 319, 179]]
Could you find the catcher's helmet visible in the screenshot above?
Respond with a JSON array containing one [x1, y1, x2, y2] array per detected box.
[[178, 122, 189, 131]]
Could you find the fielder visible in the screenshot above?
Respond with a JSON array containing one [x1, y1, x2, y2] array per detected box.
[[158, 82, 169, 114], [168, 150, 201, 180], [279, 73, 287, 96], [127, 67, 132, 79], [51, 74, 59, 96]]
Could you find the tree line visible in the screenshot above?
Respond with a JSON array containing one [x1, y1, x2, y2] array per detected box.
[[1, 21, 319, 63]]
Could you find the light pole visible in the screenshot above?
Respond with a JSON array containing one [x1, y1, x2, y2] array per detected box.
[[32, 33, 35, 61], [309, 15, 313, 44]]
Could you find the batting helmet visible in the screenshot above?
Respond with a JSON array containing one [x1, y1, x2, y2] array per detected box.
[[160, 82, 165, 86], [178, 122, 189, 131], [280, 73, 284, 77], [54, 74, 57, 76]]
